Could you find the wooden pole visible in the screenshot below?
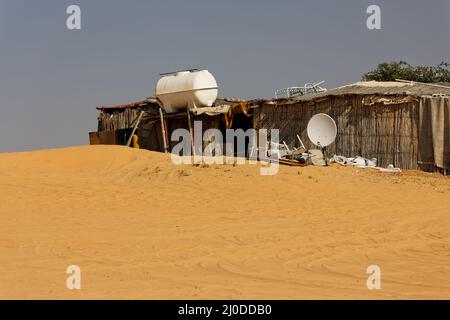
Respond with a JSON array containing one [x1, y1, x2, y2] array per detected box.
[[126, 110, 144, 147], [187, 109, 196, 157], [159, 108, 168, 153]]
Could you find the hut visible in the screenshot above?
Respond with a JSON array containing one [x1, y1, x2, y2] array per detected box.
[[253, 81, 450, 172], [89, 98, 160, 146], [90, 81, 449, 173], [90, 97, 261, 155]]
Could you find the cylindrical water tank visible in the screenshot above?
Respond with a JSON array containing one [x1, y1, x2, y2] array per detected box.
[[156, 70, 219, 113]]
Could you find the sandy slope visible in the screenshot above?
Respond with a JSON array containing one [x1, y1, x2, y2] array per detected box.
[[0, 145, 449, 299]]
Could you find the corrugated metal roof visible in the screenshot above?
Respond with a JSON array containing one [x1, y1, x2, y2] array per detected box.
[[95, 82, 450, 111], [434, 82, 450, 87], [97, 98, 159, 111], [96, 97, 258, 111], [287, 81, 450, 103]]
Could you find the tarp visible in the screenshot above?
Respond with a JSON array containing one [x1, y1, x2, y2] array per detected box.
[[191, 102, 251, 128], [419, 96, 450, 169], [191, 105, 231, 116]]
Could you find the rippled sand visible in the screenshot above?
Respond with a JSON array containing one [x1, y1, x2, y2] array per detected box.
[[0, 145, 449, 299]]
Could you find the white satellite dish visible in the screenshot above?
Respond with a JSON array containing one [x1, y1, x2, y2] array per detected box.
[[307, 113, 337, 147]]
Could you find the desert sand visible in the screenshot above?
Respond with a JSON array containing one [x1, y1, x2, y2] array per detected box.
[[0, 145, 449, 299]]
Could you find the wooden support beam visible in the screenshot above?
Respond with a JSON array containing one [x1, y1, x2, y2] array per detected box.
[[159, 108, 169, 153], [186, 109, 195, 157], [126, 110, 144, 147]]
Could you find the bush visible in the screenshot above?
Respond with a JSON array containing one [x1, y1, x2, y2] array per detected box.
[[362, 61, 450, 83]]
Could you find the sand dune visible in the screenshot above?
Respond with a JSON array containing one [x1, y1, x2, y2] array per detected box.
[[0, 145, 449, 299]]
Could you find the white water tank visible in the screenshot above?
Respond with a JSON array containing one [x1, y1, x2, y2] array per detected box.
[[156, 70, 218, 113]]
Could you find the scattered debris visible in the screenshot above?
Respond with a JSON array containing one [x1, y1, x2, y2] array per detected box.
[[330, 155, 401, 173], [259, 113, 336, 167]]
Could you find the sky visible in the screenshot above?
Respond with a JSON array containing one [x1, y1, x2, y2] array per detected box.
[[0, 0, 449, 152]]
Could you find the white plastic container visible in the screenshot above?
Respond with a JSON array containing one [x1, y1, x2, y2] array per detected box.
[[156, 70, 219, 113]]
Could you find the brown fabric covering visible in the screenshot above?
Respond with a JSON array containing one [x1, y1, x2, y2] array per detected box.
[[225, 102, 250, 128], [419, 97, 450, 169]]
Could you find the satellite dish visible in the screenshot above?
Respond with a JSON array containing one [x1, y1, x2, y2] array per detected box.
[[307, 113, 337, 147]]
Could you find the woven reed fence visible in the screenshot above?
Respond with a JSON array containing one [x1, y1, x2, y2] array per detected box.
[[253, 95, 420, 169], [97, 108, 142, 132]]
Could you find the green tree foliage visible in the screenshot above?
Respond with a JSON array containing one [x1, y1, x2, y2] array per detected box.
[[363, 61, 450, 83]]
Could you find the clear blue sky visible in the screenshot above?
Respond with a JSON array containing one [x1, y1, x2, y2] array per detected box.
[[0, 0, 449, 152]]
